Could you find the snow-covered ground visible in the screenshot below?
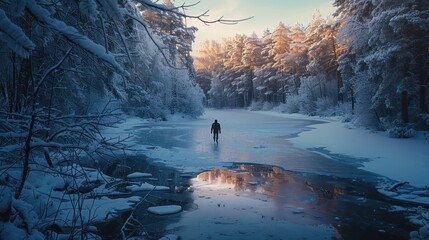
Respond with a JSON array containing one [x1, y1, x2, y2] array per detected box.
[[264, 112, 429, 188]]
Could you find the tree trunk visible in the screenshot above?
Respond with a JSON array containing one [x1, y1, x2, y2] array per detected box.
[[15, 112, 35, 199], [248, 68, 254, 105], [331, 37, 343, 103], [416, 0, 428, 113], [43, 76, 56, 168], [401, 91, 409, 123], [419, 83, 427, 113], [351, 88, 355, 114], [11, 52, 16, 113]]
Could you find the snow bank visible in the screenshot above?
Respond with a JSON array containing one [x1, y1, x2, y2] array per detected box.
[[286, 115, 429, 187], [0, 162, 145, 239], [57, 196, 141, 226]]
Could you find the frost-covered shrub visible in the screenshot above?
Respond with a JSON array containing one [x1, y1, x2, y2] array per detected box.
[[315, 97, 336, 116], [419, 114, 429, 130], [137, 101, 168, 120], [387, 125, 416, 138], [272, 103, 285, 113], [295, 76, 324, 115], [281, 95, 301, 113], [337, 102, 353, 116], [0, 187, 44, 240], [249, 101, 275, 111], [314, 100, 352, 117], [385, 120, 416, 138], [261, 101, 274, 111], [124, 86, 169, 119], [274, 93, 313, 115], [297, 96, 317, 116], [249, 101, 264, 111]]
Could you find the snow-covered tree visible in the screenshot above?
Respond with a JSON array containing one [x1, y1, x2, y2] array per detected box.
[[0, 0, 216, 238], [241, 33, 263, 105], [336, 0, 429, 131], [193, 0, 428, 132]]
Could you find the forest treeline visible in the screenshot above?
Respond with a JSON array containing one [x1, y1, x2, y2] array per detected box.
[[195, 0, 429, 134], [0, 0, 204, 120], [0, 0, 204, 221], [0, 0, 204, 193], [0, 1, 206, 238]]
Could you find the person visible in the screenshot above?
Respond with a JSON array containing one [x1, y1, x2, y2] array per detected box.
[[211, 119, 221, 143]]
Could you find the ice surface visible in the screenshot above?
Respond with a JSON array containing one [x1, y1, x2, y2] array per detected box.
[[100, 109, 429, 238], [126, 109, 428, 188]]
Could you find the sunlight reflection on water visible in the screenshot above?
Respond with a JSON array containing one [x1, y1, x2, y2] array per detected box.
[[164, 164, 410, 239], [193, 164, 346, 219], [166, 164, 341, 239]]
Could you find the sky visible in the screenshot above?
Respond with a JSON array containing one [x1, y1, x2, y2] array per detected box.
[[172, 0, 337, 54]]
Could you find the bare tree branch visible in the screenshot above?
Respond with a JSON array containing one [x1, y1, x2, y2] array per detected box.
[[35, 47, 73, 97], [138, 0, 254, 25]]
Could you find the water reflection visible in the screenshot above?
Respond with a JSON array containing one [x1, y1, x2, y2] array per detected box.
[[186, 164, 411, 239], [196, 164, 346, 199], [212, 142, 219, 153]]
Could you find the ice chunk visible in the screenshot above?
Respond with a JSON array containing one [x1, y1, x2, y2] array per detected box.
[[147, 205, 182, 215], [159, 234, 179, 240], [292, 207, 304, 214], [126, 182, 169, 192], [126, 172, 152, 178]]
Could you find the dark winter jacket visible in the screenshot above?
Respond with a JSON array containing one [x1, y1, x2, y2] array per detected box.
[[211, 122, 221, 134]]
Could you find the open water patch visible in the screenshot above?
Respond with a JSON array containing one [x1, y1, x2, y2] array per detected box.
[[164, 163, 415, 239]]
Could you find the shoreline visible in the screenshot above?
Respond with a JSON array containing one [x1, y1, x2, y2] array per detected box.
[[91, 154, 195, 239]]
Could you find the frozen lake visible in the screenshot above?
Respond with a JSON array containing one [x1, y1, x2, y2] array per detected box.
[[127, 109, 413, 239], [134, 109, 376, 179]]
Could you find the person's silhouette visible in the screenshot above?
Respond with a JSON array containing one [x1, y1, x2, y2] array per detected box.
[[211, 119, 221, 144]]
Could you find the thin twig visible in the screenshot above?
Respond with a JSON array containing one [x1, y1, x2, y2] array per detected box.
[[138, 0, 253, 25]]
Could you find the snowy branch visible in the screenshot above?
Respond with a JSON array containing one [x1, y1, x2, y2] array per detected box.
[[0, 8, 36, 58], [25, 0, 129, 77]]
